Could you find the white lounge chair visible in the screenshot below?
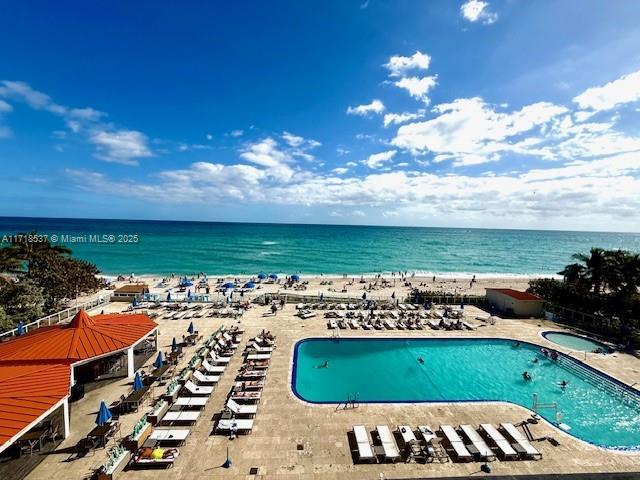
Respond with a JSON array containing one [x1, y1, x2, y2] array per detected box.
[[208, 352, 231, 364], [161, 410, 200, 424], [247, 341, 274, 353], [193, 370, 220, 384], [174, 396, 208, 409], [460, 424, 496, 461], [216, 418, 253, 434], [183, 380, 213, 396], [480, 424, 518, 460], [202, 359, 226, 373], [226, 398, 258, 417], [246, 353, 271, 361], [328, 319, 338, 329], [500, 423, 542, 459], [376, 425, 400, 462], [353, 425, 376, 463], [441, 425, 473, 462], [148, 429, 190, 445]]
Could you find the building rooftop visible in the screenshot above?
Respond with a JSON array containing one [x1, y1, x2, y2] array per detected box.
[[486, 288, 543, 301]]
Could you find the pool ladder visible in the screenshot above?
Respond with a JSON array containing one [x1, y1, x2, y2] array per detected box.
[[336, 393, 359, 411]]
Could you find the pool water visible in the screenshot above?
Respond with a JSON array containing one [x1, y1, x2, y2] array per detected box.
[[542, 331, 610, 353], [292, 338, 640, 450]]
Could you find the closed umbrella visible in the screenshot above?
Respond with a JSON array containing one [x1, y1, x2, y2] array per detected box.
[[187, 289, 192, 299], [171, 337, 178, 352], [167, 292, 172, 301], [133, 372, 144, 391], [460, 299, 464, 309], [16, 321, 25, 336], [132, 296, 139, 307], [153, 351, 163, 369], [187, 322, 195, 334], [95, 400, 112, 426]]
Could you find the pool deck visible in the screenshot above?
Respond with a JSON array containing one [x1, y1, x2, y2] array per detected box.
[[24, 303, 640, 480]]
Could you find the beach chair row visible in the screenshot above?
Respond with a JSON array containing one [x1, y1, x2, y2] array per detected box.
[[327, 316, 478, 331], [351, 423, 542, 464], [215, 332, 276, 436]]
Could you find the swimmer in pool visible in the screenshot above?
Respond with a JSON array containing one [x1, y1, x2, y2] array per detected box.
[[522, 371, 532, 381], [417, 357, 425, 364], [532, 357, 539, 363], [559, 380, 568, 389], [316, 361, 329, 369]]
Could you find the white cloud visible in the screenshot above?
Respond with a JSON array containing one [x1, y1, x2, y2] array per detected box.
[[206, 134, 213, 140], [332, 167, 349, 175], [364, 150, 397, 169], [392, 97, 568, 165], [0, 99, 12, 113], [89, 129, 152, 165], [229, 129, 244, 137], [573, 69, 640, 112], [336, 147, 351, 156], [346, 161, 358, 167], [394, 77, 437, 104], [460, 0, 498, 24], [383, 110, 425, 127], [347, 99, 385, 116], [384, 51, 431, 78]]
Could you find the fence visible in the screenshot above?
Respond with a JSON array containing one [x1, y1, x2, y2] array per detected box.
[[0, 294, 110, 339]]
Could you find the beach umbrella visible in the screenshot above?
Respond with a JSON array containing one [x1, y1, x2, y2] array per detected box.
[[257, 272, 267, 279], [167, 292, 172, 301], [362, 292, 367, 300], [223, 282, 235, 289], [171, 337, 178, 352], [460, 299, 465, 309], [95, 400, 112, 426], [291, 274, 300, 282], [133, 372, 144, 391], [16, 321, 25, 336], [269, 273, 278, 280], [183, 281, 193, 287], [187, 322, 195, 334], [153, 351, 164, 369], [187, 289, 192, 299], [243, 281, 255, 289], [490, 305, 496, 316], [132, 296, 139, 307]]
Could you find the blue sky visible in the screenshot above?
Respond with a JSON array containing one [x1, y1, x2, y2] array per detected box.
[[1, 0, 640, 231]]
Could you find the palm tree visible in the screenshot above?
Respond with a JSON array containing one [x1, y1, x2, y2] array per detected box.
[[572, 247, 608, 294], [558, 263, 585, 286]]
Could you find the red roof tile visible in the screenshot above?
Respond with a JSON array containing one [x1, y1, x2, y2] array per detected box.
[[0, 363, 70, 446], [487, 288, 542, 301], [0, 310, 157, 363]]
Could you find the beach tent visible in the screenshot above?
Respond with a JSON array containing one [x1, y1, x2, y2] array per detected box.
[[171, 337, 178, 352], [291, 274, 300, 282], [187, 322, 195, 334], [243, 281, 255, 289], [269, 273, 278, 280], [133, 372, 144, 391], [257, 272, 267, 279], [153, 351, 163, 369], [95, 400, 112, 426]]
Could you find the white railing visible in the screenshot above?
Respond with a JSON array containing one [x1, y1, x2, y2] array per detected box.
[[0, 294, 110, 339]]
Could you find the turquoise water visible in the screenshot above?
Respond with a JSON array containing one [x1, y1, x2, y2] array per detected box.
[[293, 338, 640, 449], [1, 217, 639, 276], [543, 332, 610, 353]]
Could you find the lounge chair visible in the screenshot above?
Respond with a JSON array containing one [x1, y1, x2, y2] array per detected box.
[[182, 380, 213, 396], [397, 426, 425, 462], [479, 424, 518, 460], [246, 353, 271, 361], [226, 398, 258, 417], [193, 370, 220, 384], [328, 319, 338, 329], [376, 425, 400, 462], [201, 360, 226, 373], [208, 352, 231, 364], [230, 390, 261, 402], [352, 425, 376, 463], [131, 447, 179, 467], [216, 418, 253, 434], [500, 423, 542, 459], [149, 429, 190, 445], [234, 380, 264, 390], [246, 341, 274, 353], [440, 425, 473, 462], [161, 410, 200, 425], [459, 425, 496, 461], [237, 370, 266, 380], [174, 396, 208, 409], [418, 426, 448, 463]]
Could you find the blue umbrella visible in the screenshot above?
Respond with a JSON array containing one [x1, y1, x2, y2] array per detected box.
[[460, 299, 465, 309], [153, 351, 163, 369], [291, 274, 300, 282], [133, 372, 144, 391], [243, 281, 255, 289], [132, 296, 139, 307], [167, 292, 172, 301], [257, 272, 267, 279], [269, 273, 278, 280], [95, 400, 112, 426], [187, 322, 195, 334], [187, 289, 192, 298], [222, 282, 235, 289], [16, 321, 25, 336], [171, 337, 178, 352]]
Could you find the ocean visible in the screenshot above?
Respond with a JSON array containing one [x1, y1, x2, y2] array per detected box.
[[1, 217, 639, 277]]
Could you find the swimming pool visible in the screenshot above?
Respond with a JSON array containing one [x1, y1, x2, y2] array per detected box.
[[542, 331, 611, 353], [292, 338, 640, 450]]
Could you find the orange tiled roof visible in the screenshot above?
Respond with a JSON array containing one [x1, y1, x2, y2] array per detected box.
[[0, 310, 157, 363], [0, 362, 70, 446], [487, 288, 542, 301]]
